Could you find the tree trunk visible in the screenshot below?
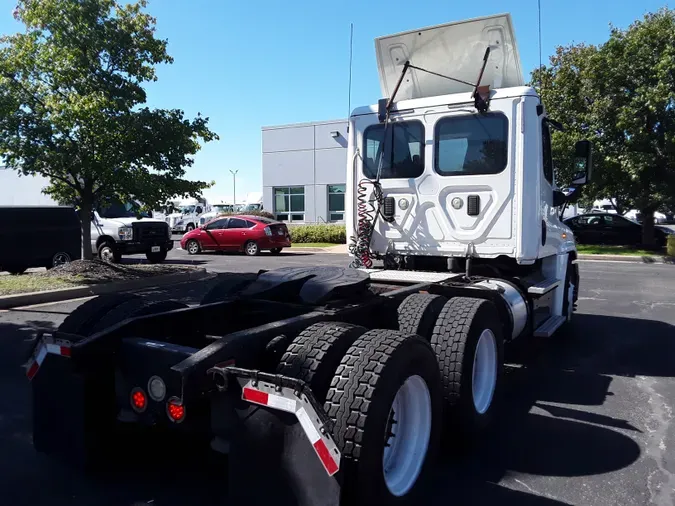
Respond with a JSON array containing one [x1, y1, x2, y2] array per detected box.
[[641, 209, 655, 248], [79, 197, 94, 260]]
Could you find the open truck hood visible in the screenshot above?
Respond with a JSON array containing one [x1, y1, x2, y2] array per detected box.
[[375, 13, 524, 101]]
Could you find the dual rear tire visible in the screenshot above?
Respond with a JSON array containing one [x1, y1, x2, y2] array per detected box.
[[278, 322, 443, 505]]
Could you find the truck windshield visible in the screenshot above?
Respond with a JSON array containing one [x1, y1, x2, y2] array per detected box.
[[213, 205, 232, 213], [180, 206, 195, 214], [98, 200, 148, 218], [434, 112, 508, 176], [363, 120, 425, 179]]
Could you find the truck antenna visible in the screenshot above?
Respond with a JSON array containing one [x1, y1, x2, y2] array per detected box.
[[538, 0, 544, 100], [347, 22, 354, 133]]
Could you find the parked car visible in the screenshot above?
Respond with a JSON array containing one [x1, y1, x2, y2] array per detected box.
[[0, 206, 81, 274], [180, 215, 291, 256], [564, 213, 674, 247]]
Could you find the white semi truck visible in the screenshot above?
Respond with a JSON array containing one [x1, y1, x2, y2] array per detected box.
[[26, 14, 591, 506]]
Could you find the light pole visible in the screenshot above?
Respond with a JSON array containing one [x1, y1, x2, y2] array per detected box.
[[230, 169, 238, 209]]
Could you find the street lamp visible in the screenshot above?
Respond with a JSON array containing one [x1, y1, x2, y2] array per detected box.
[[230, 169, 239, 209]]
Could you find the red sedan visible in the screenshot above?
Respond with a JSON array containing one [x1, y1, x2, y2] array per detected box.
[[180, 215, 291, 256]]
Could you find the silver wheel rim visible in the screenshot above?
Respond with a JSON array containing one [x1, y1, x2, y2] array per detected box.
[[382, 375, 432, 497], [188, 241, 199, 254], [247, 242, 257, 255], [52, 252, 70, 267], [100, 247, 114, 262], [472, 329, 497, 415]]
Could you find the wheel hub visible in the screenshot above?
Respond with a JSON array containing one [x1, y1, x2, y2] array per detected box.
[[382, 375, 431, 497], [471, 329, 497, 415]]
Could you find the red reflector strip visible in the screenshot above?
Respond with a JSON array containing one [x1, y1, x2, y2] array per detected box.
[[242, 387, 269, 406], [26, 361, 39, 381], [313, 439, 339, 476], [25, 338, 71, 381]]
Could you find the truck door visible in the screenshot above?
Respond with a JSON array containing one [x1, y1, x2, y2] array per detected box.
[[539, 120, 557, 257]]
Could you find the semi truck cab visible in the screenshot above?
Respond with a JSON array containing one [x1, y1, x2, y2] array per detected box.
[[347, 13, 592, 337]]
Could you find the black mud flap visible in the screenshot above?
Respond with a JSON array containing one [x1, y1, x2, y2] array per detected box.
[[211, 367, 343, 506], [227, 405, 342, 506]]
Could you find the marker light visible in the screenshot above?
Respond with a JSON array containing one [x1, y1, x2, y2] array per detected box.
[[167, 397, 186, 423], [148, 376, 166, 402], [131, 388, 147, 412]]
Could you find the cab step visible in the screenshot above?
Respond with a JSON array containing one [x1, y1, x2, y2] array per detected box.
[[527, 277, 560, 295], [533, 315, 567, 337]]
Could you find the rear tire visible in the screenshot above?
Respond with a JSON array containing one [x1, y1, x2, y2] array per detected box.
[[6, 265, 27, 275], [48, 251, 72, 269], [277, 322, 366, 402], [430, 297, 504, 436], [325, 330, 442, 505], [244, 241, 259, 256], [270, 247, 283, 255], [397, 293, 448, 340]]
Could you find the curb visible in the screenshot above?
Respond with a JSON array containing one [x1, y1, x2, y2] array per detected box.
[[0, 268, 212, 310], [289, 245, 348, 254], [577, 254, 674, 264]]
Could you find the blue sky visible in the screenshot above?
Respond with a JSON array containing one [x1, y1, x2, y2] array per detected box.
[[0, 0, 669, 201]]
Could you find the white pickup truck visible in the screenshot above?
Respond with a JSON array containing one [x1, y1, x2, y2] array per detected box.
[[91, 200, 172, 263]]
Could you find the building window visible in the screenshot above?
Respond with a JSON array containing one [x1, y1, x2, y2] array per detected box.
[[274, 186, 305, 222], [328, 185, 345, 222]]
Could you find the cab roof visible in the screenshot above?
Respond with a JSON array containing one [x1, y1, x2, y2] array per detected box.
[[375, 13, 524, 101]]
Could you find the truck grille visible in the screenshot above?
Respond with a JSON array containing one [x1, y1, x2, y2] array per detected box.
[[132, 222, 168, 242]]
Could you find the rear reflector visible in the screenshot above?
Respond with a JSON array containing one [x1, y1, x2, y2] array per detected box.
[[241, 384, 339, 476], [25, 334, 72, 381]]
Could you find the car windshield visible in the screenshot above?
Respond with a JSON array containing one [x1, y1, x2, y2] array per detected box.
[[98, 200, 148, 218]]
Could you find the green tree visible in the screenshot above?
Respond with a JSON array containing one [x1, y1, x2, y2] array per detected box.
[[532, 9, 675, 245], [0, 0, 217, 258]]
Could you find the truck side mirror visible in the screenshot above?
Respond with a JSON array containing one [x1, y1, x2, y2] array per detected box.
[[572, 140, 593, 185], [552, 190, 566, 207]]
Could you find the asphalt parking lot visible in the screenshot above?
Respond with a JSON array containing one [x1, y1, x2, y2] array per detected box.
[[1, 255, 674, 506]]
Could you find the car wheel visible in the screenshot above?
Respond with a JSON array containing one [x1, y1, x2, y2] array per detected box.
[[146, 251, 168, 264], [185, 224, 195, 232], [186, 239, 201, 255], [48, 251, 72, 269], [244, 241, 259, 256], [98, 242, 121, 263], [270, 247, 283, 255]]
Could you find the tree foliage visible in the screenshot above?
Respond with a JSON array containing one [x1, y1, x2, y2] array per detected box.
[[0, 0, 217, 257], [532, 9, 675, 243]]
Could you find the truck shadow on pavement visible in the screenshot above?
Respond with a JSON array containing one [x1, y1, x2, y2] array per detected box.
[[0, 312, 673, 505]]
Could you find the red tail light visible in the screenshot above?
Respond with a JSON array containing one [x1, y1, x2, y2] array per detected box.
[[167, 397, 186, 423], [131, 388, 147, 412]]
